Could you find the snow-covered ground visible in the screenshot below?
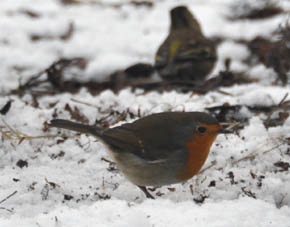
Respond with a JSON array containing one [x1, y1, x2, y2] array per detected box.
[[0, 0, 290, 226]]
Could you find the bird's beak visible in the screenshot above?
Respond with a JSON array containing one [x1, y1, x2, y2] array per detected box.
[[218, 122, 239, 134]]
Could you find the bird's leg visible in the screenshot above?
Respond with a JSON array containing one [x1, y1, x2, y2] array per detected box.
[[138, 186, 155, 199]]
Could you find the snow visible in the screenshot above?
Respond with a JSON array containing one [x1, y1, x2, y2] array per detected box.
[[0, 0, 290, 226], [1, 198, 289, 227]]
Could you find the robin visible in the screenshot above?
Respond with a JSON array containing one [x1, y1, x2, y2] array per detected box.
[[49, 111, 231, 199], [155, 6, 217, 83]]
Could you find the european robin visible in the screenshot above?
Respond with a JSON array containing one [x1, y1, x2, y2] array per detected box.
[[49, 111, 231, 199], [155, 6, 217, 83]]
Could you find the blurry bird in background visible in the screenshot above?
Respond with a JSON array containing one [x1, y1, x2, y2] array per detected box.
[[155, 6, 217, 84]]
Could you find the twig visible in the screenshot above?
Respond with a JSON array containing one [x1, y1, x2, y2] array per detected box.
[[216, 89, 233, 96], [263, 142, 285, 154], [198, 160, 217, 175], [232, 136, 285, 165], [16, 70, 48, 94], [0, 130, 79, 142], [70, 98, 98, 108], [232, 152, 256, 165], [220, 122, 240, 130], [0, 190, 17, 212], [0, 207, 14, 213], [2, 118, 24, 140], [278, 92, 288, 106], [0, 191, 17, 205], [1, 119, 80, 144], [265, 92, 289, 121]]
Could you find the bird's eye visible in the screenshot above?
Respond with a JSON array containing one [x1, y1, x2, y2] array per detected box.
[[197, 126, 207, 134]]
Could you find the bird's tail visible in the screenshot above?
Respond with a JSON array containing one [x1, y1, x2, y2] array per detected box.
[[49, 119, 102, 137]]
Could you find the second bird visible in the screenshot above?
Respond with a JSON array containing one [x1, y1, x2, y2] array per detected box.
[[155, 6, 217, 83]]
